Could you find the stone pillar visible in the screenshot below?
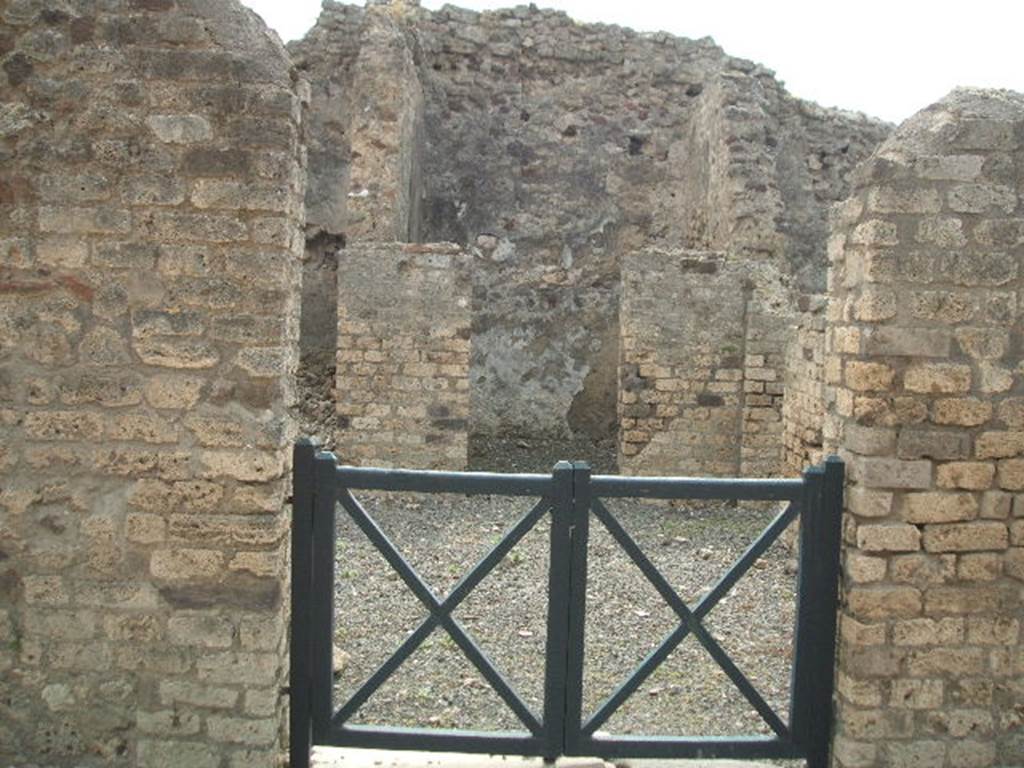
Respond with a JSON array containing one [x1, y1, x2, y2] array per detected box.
[[345, 5, 425, 243], [826, 89, 1024, 768], [336, 243, 470, 469], [0, 2, 305, 766]]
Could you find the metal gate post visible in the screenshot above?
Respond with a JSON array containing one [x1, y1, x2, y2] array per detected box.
[[290, 440, 317, 768], [311, 451, 339, 742], [542, 462, 574, 761], [790, 457, 844, 768], [562, 462, 591, 755]]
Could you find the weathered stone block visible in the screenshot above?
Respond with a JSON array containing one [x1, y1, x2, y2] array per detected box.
[[947, 740, 997, 768], [167, 614, 234, 648], [844, 423, 896, 455], [134, 338, 220, 369], [903, 491, 979, 523], [857, 523, 922, 552], [136, 709, 201, 736], [158, 680, 238, 710], [855, 458, 932, 489], [892, 617, 964, 646], [922, 522, 1009, 553], [200, 451, 285, 482], [889, 553, 957, 585], [925, 584, 1016, 616], [947, 183, 1017, 214], [861, 326, 950, 357], [846, 585, 922, 619], [146, 114, 213, 143], [150, 549, 223, 581], [884, 741, 947, 768], [904, 363, 973, 394], [979, 491, 1012, 519], [966, 616, 1019, 645], [844, 361, 895, 392], [890, 678, 944, 709], [957, 552, 1003, 581], [1006, 548, 1024, 581], [997, 459, 1024, 490], [935, 462, 995, 490], [976, 431, 1024, 459], [867, 186, 942, 214], [137, 740, 220, 768], [906, 647, 987, 677], [932, 397, 993, 427], [205, 715, 278, 746], [897, 429, 971, 460], [843, 551, 885, 583]]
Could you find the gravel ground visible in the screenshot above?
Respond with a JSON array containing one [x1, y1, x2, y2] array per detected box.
[[330, 449, 801, 743]]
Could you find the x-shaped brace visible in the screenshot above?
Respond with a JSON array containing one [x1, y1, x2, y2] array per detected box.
[[583, 499, 798, 739], [332, 490, 548, 735]]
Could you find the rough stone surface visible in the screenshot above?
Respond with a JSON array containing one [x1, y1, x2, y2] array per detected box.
[[0, 1, 305, 765], [289, 0, 889, 440], [821, 89, 1024, 768]]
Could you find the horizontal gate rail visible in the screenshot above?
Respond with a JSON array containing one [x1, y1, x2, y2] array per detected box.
[[575, 734, 806, 760], [291, 440, 844, 768], [320, 725, 542, 754], [590, 474, 803, 501], [336, 465, 552, 496]]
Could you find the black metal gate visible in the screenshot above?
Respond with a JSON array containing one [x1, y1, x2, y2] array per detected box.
[[290, 439, 843, 767]]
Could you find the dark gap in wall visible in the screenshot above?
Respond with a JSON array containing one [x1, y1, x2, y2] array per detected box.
[[296, 232, 346, 449]]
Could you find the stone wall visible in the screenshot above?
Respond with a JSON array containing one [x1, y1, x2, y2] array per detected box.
[[783, 296, 828, 473], [336, 243, 470, 469], [0, 2, 306, 766], [618, 249, 790, 476], [825, 89, 1024, 768], [290, 0, 890, 440]]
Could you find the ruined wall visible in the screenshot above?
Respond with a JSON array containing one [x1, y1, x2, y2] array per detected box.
[[336, 243, 470, 469], [618, 249, 789, 476], [291, 0, 890, 440], [0, 2, 306, 765], [825, 89, 1024, 768], [783, 297, 827, 473]]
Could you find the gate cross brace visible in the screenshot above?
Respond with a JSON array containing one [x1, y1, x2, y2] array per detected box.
[[582, 498, 799, 739], [333, 489, 548, 735]]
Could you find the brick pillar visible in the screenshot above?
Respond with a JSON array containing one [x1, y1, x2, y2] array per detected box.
[[0, 3, 305, 766], [826, 89, 1024, 768], [336, 243, 470, 469]]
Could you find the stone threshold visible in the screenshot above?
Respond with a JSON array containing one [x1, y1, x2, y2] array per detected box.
[[312, 747, 777, 768]]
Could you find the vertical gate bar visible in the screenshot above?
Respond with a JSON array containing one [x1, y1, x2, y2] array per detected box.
[[788, 460, 841, 766], [562, 462, 591, 755], [311, 451, 339, 742], [542, 462, 574, 761], [810, 457, 845, 767], [290, 440, 317, 768]]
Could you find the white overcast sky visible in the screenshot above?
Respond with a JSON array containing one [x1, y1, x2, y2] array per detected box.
[[242, 0, 1024, 124]]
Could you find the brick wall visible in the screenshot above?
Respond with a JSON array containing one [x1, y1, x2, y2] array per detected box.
[[618, 249, 791, 476], [783, 297, 827, 473], [336, 243, 470, 469], [825, 89, 1024, 768], [0, 2, 305, 765]]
